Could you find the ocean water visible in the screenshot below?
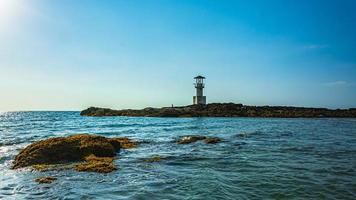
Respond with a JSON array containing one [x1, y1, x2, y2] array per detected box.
[[0, 112, 355, 200]]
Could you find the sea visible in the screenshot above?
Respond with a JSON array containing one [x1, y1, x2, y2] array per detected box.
[[0, 111, 355, 199]]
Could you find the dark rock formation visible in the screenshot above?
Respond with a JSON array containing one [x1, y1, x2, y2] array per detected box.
[[80, 103, 356, 118], [177, 136, 207, 144], [108, 138, 137, 149], [12, 134, 137, 173], [177, 135, 222, 144], [204, 137, 221, 144], [35, 176, 57, 184]]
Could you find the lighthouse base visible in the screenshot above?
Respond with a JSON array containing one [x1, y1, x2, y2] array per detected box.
[[193, 96, 206, 105]]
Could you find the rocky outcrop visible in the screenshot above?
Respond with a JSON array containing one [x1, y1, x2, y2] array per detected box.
[[80, 103, 356, 118], [177, 136, 207, 144], [177, 135, 222, 144], [12, 134, 137, 173], [204, 137, 221, 144], [12, 133, 225, 178], [35, 176, 57, 184]]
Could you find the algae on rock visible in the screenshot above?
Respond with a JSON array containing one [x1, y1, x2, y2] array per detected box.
[[12, 134, 137, 173], [177, 135, 207, 144], [177, 135, 221, 144], [204, 137, 221, 144], [35, 176, 57, 184], [75, 154, 116, 173]]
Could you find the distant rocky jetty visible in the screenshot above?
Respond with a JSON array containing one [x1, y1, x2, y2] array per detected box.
[[81, 103, 356, 118]]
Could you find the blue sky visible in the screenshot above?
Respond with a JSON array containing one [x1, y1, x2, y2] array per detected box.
[[0, 0, 355, 111]]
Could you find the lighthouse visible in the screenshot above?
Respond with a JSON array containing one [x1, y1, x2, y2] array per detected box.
[[193, 75, 206, 105]]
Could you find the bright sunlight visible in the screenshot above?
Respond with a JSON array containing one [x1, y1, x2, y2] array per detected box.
[[0, 0, 21, 28]]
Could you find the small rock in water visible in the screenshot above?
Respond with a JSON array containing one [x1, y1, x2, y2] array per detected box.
[[143, 155, 166, 163], [177, 135, 207, 144], [204, 137, 221, 144], [35, 176, 57, 184], [177, 135, 222, 144]]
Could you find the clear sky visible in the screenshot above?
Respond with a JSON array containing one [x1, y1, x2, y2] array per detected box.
[[0, 0, 355, 111]]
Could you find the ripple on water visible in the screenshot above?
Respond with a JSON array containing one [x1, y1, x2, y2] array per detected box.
[[0, 112, 356, 199]]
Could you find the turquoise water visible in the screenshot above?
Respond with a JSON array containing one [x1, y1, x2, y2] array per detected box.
[[0, 112, 355, 199]]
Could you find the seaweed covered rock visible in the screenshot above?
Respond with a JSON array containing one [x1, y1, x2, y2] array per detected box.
[[35, 176, 57, 184], [177, 135, 222, 144], [12, 134, 137, 171], [108, 137, 137, 149], [177, 135, 207, 144], [32, 163, 74, 171], [75, 154, 116, 173], [12, 134, 117, 169], [204, 137, 221, 144]]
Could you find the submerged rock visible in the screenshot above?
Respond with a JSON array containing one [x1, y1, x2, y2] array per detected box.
[[35, 176, 57, 184], [12, 134, 137, 173], [177, 135, 221, 144], [143, 155, 166, 163], [177, 135, 207, 144], [204, 137, 221, 144]]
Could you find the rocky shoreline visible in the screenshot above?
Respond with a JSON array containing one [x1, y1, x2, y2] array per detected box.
[[80, 103, 356, 118], [12, 134, 222, 183]]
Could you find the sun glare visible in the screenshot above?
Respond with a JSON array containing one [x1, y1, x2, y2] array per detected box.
[[0, 0, 21, 27], [0, 0, 16, 15]]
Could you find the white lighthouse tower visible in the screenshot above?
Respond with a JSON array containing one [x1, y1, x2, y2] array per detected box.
[[193, 75, 206, 105]]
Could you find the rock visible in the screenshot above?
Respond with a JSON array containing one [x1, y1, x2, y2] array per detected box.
[[12, 134, 117, 169], [108, 138, 137, 149], [143, 155, 166, 163], [35, 176, 57, 184], [204, 137, 221, 144], [75, 154, 116, 173], [177, 135, 207, 144], [80, 107, 120, 117], [12, 134, 137, 172], [32, 163, 74, 171], [177, 135, 222, 144], [80, 103, 356, 118]]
